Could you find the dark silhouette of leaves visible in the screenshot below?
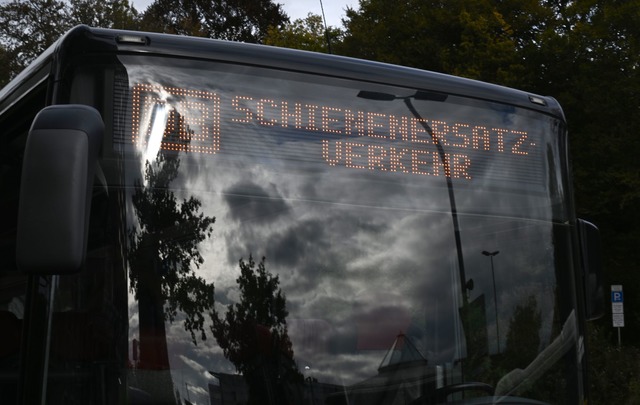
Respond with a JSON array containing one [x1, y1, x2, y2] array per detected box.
[[503, 295, 541, 370], [264, 13, 343, 53], [0, 0, 72, 78], [128, 152, 215, 346], [211, 255, 302, 404], [140, 0, 288, 43]]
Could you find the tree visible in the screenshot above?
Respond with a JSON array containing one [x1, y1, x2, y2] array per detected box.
[[339, 0, 525, 86], [518, 1, 640, 349], [0, 0, 72, 79], [127, 110, 217, 364], [503, 296, 542, 370], [0, 44, 14, 88], [128, 151, 216, 353], [264, 13, 342, 53], [588, 323, 640, 404], [211, 256, 302, 404], [140, 0, 288, 43], [126, 148, 215, 404], [499, 295, 567, 402], [0, 0, 141, 84], [69, 0, 139, 30]]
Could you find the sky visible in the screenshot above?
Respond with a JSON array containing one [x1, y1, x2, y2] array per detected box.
[[130, 0, 360, 28], [277, 0, 359, 26]]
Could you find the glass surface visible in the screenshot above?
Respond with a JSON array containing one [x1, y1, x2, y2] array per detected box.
[[0, 89, 44, 403], [103, 56, 577, 404]]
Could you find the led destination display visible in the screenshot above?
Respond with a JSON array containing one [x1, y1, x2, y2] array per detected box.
[[130, 83, 543, 184]]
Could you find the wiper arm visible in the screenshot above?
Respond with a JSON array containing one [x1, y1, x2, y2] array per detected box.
[[495, 310, 577, 396]]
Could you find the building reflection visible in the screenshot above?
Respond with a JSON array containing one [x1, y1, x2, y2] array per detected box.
[[208, 334, 441, 405]]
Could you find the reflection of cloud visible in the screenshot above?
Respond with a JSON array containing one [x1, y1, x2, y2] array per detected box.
[[219, 185, 470, 373], [122, 59, 567, 395], [127, 157, 560, 390], [128, 303, 139, 331], [164, 314, 234, 404], [223, 181, 291, 224], [270, 221, 323, 266], [179, 354, 220, 382], [308, 352, 381, 386]]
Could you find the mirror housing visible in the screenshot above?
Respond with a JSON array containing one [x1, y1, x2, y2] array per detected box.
[[16, 105, 103, 274], [577, 219, 605, 321]]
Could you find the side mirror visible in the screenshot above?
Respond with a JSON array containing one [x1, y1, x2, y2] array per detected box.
[[16, 105, 103, 274], [577, 219, 605, 321]]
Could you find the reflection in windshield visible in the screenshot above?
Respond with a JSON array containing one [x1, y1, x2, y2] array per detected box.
[[115, 57, 575, 404], [127, 110, 216, 402], [211, 256, 304, 404]]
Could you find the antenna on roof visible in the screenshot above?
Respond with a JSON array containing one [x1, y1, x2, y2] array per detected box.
[[319, 0, 333, 54]]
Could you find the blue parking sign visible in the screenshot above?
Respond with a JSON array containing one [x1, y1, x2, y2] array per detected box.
[[611, 285, 625, 330], [611, 285, 623, 302]]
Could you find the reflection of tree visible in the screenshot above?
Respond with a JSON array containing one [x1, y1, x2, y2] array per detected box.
[[498, 295, 568, 401], [211, 256, 303, 404], [128, 151, 216, 371], [461, 294, 490, 377], [503, 295, 541, 370]]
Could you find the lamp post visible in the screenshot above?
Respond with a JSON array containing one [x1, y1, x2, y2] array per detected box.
[[482, 250, 500, 353], [357, 90, 471, 305]]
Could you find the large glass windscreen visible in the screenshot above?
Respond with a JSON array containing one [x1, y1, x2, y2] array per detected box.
[[112, 56, 576, 404]]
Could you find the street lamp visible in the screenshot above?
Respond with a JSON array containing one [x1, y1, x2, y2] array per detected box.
[[482, 250, 500, 353], [356, 90, 472, 305]]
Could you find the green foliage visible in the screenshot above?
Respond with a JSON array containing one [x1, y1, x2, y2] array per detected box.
[[0, 44, 14, 88], [0, 0, 288, 84], [0, 0, 72, 78], [339, 0, 526, 86], [588, 324, 640, 404], [524, 2, 640, 358], [0, 0, 139, 82], [264, 13, 342, 53], [70, 0, 139, 29], [139, 0, 288, 42]]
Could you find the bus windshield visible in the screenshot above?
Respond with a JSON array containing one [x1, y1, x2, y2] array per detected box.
[[97, 55, 575, 404]]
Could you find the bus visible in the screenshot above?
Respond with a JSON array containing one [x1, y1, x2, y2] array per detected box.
[[0, 25, 603, 405]]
